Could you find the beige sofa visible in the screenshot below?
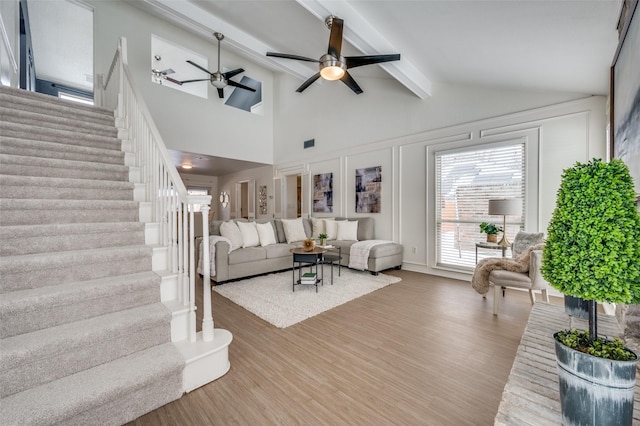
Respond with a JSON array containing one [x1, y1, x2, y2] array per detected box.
[[202, 217, 403, 284]]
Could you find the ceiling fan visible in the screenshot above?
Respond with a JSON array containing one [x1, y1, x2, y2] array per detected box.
[[179, 32, 256, 99], [151, 67, 182, 86], [267, 16, 400, 94]]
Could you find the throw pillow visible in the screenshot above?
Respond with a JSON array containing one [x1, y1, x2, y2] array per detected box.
[[256, 222, 277, 246], [219, 221, 243, 251], [311, 217, 325, 238], [325, 219, 343, 240], [281, 218, 308, 243], [336, 220, 359, 241], [237, 221, 260, 248], [511, 231, 544, 258]]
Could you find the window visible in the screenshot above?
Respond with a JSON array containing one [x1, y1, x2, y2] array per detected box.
[[435, 142, 525, 270]]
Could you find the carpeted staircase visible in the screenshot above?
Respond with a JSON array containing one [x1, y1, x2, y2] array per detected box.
[[0, 86, 184, 425]]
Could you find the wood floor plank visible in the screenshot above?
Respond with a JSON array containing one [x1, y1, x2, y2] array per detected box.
[[127, 270, 555, 425]]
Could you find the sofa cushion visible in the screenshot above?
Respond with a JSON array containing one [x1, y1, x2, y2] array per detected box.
[[264, 243, 295, 259], [325, 220, 345, 240], [220, 221, 243, 251], [281, 218, 307, 243], [369, 243, 403, 257], [256, 222, 277, 246], [311, 217, 332, 238], [210, 220, 223, 236], [273, 219, 287, 243], [336, 220, 359, 241], [237, 221, 260, 248], [228, 247, 267, 265]]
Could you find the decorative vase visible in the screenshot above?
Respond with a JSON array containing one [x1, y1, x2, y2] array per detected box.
[[319, 238, 327, 246], [487, 234, 498, 243], [302, 238, 315, 252], [554, 333, 638, 426]]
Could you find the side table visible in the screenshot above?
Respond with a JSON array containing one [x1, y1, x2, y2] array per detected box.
[[290, 247, 327, 292], [475, 242, 508, 263]]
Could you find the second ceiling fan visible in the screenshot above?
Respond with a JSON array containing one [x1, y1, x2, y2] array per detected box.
[[180, 32, 256, 99], [267, 16, 400, 94]]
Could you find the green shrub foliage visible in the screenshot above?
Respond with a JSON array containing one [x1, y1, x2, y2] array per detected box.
[[542, 159, 640, 303], [556, 330, 636, 361]]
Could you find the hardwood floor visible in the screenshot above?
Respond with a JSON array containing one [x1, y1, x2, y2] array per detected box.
[[128, 270, 557, 425]]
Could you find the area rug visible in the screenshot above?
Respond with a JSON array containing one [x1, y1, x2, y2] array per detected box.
[[213, 268, 402, 328]]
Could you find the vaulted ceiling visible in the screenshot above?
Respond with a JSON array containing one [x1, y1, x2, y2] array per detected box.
[[26, 0, 623, 175]]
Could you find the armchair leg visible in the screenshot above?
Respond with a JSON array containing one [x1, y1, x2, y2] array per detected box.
[[528, 290, 536, 305], [493, 285, 500, 315], [541, 289, 549, 303]]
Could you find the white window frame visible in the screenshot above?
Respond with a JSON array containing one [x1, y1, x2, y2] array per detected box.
[[434, 139, 527, 271]]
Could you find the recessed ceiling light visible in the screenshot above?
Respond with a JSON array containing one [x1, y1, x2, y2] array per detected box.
[[181, 164, 193, 169]]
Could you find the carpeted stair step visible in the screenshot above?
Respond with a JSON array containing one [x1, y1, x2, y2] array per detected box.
[[0, 175, 134, 201], [0, 86, 114, 122], [0, 93, 115, 127], [0, 302, 172, 398], [0, 121, 122, 151], [0, 222, 144, 256], [0, 136, 125, 165], [0, 271, 161, 339], [0, 199, 139, 226], [0, 106, 118, 138], [0, 153, 129, 181], [0, 342, 184, 426], [0, 245, 152, 293]]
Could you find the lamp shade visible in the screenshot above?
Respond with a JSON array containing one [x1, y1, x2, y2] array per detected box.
[[488, 198, 521, 216]]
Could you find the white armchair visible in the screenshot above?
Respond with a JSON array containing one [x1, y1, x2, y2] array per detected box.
[[488, 248, 550, 315], [471, 231, 549, 315]]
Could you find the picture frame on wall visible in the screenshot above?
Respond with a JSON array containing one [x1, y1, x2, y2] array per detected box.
[[355, 166, 382, 213], [611, 0, 640, 201], [313, 172, 333, 213]]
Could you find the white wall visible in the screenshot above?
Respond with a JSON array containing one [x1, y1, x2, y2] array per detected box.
[[89, 0, 274, 164], [276, 90, 608, 280], [0, 0, 20, 87], [274, 73, 592, 164], [216, 165, 274, 221]]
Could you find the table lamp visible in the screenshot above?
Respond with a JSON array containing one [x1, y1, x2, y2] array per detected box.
[[488, 198, 521, 247]]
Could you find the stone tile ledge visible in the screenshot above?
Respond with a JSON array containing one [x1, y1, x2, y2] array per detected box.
[[494, 302, 640, 425]]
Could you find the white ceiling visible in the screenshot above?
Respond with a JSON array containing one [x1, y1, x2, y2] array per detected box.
[[26, 0, 623, 175]]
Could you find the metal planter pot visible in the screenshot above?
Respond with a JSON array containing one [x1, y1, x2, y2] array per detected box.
[[554, 332, 638, 426], [564, 295, 589, 319]]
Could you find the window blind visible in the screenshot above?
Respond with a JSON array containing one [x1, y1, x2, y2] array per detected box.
[[435, 143, 525, 270]]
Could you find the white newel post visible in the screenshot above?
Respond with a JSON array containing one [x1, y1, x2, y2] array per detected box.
[[188, 206, 197, 342], [200, 204, 214, 341]]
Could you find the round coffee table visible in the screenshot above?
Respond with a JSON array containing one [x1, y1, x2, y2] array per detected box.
[[290, 247, 327, 292]]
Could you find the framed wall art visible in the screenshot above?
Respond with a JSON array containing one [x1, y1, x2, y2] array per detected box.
[[313, 172, 333, 213], [611, 0, 640, 200], [355, 166, 382, 213]]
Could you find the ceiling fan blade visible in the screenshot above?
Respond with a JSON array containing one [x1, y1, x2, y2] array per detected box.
[[267, 52, 319, 63], [340, 71, 363, 95], [345, 54, 401, 69], [296, 72, 321, 93], [227, 80, 257, 92], [179, 78, 210, 84], [327, 17, 344, 59], [164, 77, 183, 86], [186, 60, 214, 75], [217, 88, 225, 99], [222, 68, 245, 80]]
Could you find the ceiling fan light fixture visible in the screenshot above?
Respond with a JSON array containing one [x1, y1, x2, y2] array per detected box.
[[320, 65, 345, 80], [181, 163, 193, 170], [319, 55, 345, 80]]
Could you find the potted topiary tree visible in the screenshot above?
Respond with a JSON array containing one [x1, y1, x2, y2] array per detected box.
[[542, 158, 640, 425]]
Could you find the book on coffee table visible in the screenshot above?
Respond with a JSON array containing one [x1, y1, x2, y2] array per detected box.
[[300, 272, 316, 284]]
